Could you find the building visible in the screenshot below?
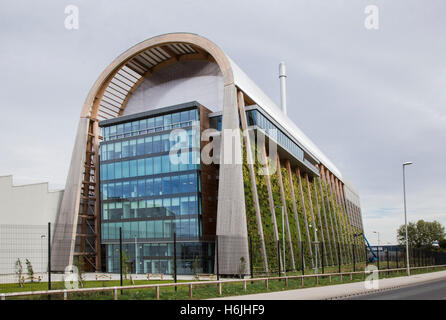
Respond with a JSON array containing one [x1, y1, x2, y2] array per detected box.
[[0, 176, 63, 275], [52, 33, 364, 275]]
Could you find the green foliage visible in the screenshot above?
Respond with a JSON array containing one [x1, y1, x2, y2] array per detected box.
[[15, 258, 24, 287], [121, 251, 130, 280], [397, 220, 445, 248], [25, 259, 34, 283]]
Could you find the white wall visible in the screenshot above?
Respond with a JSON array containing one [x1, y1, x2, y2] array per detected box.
[[0, 175, 63, 276], [124, 60, 223, 115]]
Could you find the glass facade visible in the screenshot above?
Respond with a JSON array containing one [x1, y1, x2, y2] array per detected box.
[[246, 109, 305, 162], [100, 107, 214, 275]]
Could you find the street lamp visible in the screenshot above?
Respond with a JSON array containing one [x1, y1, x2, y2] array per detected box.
[[275, 205, 285, 275], [372, 231, 380, 261], [133, 235, 138, 274], [403, 161, 413, 276], [40, 235, 46, 274]]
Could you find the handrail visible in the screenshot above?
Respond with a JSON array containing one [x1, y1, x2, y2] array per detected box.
[[1, 264, 445, 299]]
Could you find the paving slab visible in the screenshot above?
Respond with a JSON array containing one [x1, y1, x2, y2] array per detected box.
[[210, 270, 446, 300]]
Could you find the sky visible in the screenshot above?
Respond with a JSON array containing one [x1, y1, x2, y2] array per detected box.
[[0, 0, 445, 245]]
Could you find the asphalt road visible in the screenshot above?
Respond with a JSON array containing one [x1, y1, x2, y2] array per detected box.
[[347, 278, 446, 300]]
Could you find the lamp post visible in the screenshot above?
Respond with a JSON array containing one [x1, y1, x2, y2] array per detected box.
[[372, 231, 380, 262], [40, 235, 46, 274], [403, 161, 413, 275], [133, 235, 138, 274]]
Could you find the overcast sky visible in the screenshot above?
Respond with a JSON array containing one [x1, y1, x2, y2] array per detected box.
[[1, 0, 445, 245]]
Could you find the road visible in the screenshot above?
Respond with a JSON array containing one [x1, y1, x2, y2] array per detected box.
[[347, 278, 446, 300]]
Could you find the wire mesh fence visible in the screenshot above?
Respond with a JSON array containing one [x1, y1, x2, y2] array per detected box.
[[2, 223, 446, 296]]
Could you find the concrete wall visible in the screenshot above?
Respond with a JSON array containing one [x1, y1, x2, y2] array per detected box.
[[0, 175, 63, 276]]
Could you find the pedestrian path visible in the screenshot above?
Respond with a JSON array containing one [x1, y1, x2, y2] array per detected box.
[[211, 270, 446, 300]]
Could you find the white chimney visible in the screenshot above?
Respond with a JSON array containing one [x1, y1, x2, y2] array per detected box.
[[279, 62, 287, 115]]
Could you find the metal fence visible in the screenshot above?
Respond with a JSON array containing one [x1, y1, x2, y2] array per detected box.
[[2, 223, 446, 294]]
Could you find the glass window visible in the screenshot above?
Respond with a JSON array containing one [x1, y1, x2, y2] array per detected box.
[[101, 144, 107, 161], [123, 182, 130, 198], [122, 141, 130, 158], [137, 159, 145, 176], [180, 110, 189, 122], [144, 136, 152, 154], [155, 220, 163, 238], [162, 176, 170, 195], [137, 138, 145, 156], [171, 175, 179, 194], [117, 124, 124, 136], [101, 164, 107, 181], [107, 163, 115, 180], [145, 178, 153, 196], [130, 160, 137, 177], [115, 161, 122, 179], [137, 179, 145, 197], [107, 143, 114, 160], [145, 157, 153, 175], [163, 114, 171, 129], [171, 198, 180, 215], [153, 135, 161, 153], [122, 161, 129, 178], [155, 116, 163, 129], [146, 221, 154, 238], [124, 123, 132, 137], [163, 198, 171, 216], [161, 155, 170, 173], [147, 117, 154, 131], [189, 109, 197, 121], [130, 181, 137, 198], [154, 156, 161, 174], [154, 178, 161, 196], [132, 121, 139, 136], [172, 112, 180, 125], [180, 197, 189, 215]]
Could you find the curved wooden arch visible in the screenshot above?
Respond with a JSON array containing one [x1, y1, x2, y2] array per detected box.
[[81, 33, 235, 119]]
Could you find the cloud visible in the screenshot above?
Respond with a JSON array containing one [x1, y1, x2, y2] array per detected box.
[[0, 1, 445, 243]]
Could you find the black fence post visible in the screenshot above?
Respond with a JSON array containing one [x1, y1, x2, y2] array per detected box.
[[119, 227, 123, 294], [216, 236, 219, 281], [173, 232, 177, 292], [277, 240, 281, 278], [48, 222, 51, 293], [352, 244, 356, 272], [301, 242, 305, 276], [337, 242, 341, 273], [249, 237, 253, 279], [321, 242, 325, 274], [386, 247, 389, 275], [377, 246, 380, 270]]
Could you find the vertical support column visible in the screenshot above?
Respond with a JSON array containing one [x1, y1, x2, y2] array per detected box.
[[237, 91, 268, 272], [276, 155, 296, 270], [296, 168, 314, 268], [334, 178, 353, 263], [305, 173, 320, 268], [329, 172, 348, 263], [285, 161, 303, 264], [316, 167, 334, 266], [260, 145, 282, 269], [336, 180, 356, 264], [216, 84, 250, 275], [320, 166, 342, 264], [312, 178, 328, 267], [92, 120, 102, 271]]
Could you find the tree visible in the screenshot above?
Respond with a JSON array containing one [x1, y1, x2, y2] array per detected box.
[[75, 258, 85, 288], [25, 259, 34, 283], [15, 258, 24, 287], [238, 257, 246, 279], [397, 220, 445, 248], [121, 250, 130, 280]]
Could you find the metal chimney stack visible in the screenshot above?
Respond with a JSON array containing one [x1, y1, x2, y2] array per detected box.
[[279, 62, 287, 115]]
